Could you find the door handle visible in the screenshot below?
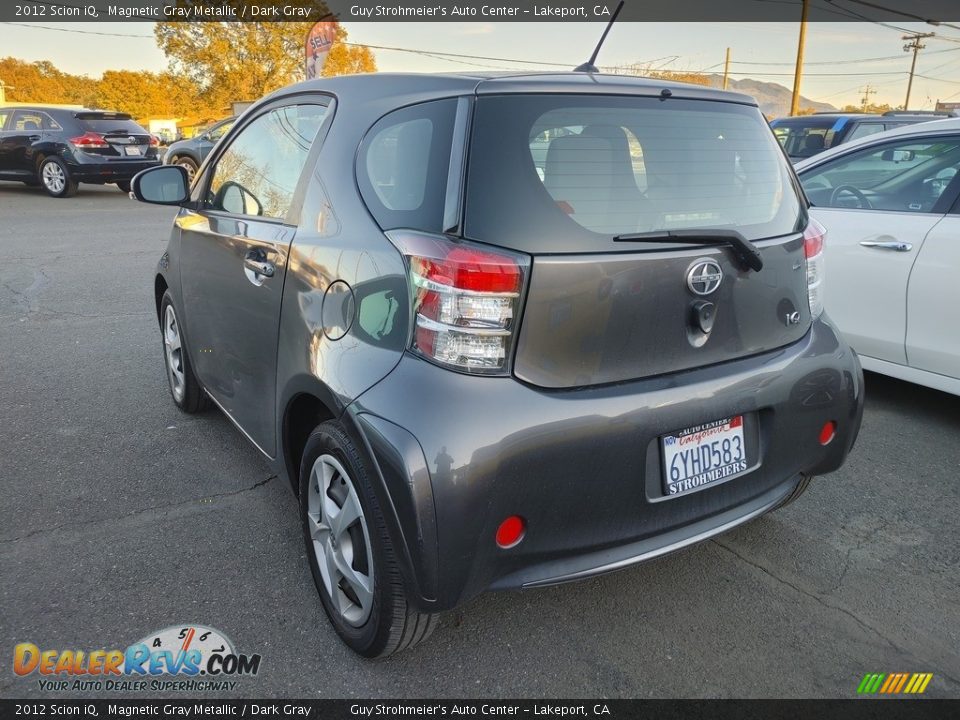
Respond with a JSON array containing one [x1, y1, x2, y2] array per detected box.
[[28, 135, 41, 142], [243, 250, 275, 286], [859, 240, 913, 252], [243, 255, 275, 277]]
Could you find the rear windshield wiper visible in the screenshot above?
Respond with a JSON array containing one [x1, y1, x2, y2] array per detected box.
[[613, 229, 764, 272]]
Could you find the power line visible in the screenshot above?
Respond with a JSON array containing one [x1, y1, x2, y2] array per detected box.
[[1, 21, 152, 38]]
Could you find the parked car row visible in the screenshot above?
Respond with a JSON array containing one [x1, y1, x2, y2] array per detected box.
[[770, 110, 956, 162], [0, 105, 236, 197]]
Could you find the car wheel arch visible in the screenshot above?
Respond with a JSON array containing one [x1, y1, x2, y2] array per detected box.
[[154, 275, 169, 326], [281, 387, 338, 495]]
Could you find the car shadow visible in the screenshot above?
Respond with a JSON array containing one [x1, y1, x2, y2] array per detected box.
[[862, 370, 959, 429]]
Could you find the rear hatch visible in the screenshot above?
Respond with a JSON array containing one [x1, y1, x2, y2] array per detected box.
[[72, 112, 156, 159], [465, 92, 810, 389]]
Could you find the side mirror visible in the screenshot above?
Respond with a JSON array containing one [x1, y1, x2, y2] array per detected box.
[[217, 181, 263, 216], [131, 165, 190, 206]]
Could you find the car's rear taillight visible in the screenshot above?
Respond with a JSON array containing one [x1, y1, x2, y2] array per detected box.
[[69, 132, 108, 149], [149, 135, 160, 147], [803, 217, 826, 319], [389, 232, 529, 375]]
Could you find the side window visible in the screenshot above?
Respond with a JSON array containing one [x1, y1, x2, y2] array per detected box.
[[11, 110, 44, 132], [801, 137, 960, 213], [847, 123, 885, 142], [208, 120, 233, 141], [0, 110, 9, 130], [206, 104, 327, 220], [357, 98, 458, 232]]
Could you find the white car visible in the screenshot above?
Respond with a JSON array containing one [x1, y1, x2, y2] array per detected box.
[[795, 118, 960, 396]]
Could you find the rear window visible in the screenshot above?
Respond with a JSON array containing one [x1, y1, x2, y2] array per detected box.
[[466, 95, 802, 252], [77, 116, 148, 135]]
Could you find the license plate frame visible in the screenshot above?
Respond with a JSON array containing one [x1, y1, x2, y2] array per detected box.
[[124, 146, 142, 156], [661, 415, 749, 497]]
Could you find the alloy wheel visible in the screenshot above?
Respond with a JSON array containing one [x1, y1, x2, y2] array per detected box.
[[307, 454, 375, 627], [163, 304, 186, 402], [42, 162, 66, 194], [177, 160, 196, 182]]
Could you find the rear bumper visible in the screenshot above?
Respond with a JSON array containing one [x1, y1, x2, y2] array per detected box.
[[348, 316, 864, 612], [67, 158, 160, 182]]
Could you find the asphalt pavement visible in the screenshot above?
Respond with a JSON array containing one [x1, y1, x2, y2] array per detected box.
[[1, 183, 958, 699]]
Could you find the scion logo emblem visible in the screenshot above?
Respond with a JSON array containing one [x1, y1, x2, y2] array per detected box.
[[686, 259, 723, 296]]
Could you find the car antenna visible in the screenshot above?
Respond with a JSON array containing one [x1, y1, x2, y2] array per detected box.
[[573, 0, 626, 73]]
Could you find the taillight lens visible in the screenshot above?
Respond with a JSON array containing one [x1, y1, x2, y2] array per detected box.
[[803, 217, 826, 319], [69, 132, 108, 149], [389, 232, 529, 374], [149, 135, 160, 147]]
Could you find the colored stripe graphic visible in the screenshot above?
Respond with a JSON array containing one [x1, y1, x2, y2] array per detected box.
[[858, 672, 932, 694]]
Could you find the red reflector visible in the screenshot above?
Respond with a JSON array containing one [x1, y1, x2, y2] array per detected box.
[[422, 247, 521, 294], [495, 516, 526, 549], [804, 217, 826, 258], [819, 421, 837, 446]]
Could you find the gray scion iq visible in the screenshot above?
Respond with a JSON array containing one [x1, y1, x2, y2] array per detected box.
[[132, 72, 864, 658]]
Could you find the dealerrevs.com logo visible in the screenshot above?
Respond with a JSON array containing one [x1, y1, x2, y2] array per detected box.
[[13, 625, 261, 693]]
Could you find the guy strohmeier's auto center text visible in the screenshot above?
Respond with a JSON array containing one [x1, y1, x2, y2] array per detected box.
[[349, 4, 614, 18]]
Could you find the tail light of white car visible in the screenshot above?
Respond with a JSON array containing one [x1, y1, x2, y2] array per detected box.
[[804, 217, 827, 319]]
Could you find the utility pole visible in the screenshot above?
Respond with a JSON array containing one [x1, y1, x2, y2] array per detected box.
[[859, 85, 877, 111], [903, 32, 935, 110], [722, 47, 731, 90], [790, 0, 810, 116]]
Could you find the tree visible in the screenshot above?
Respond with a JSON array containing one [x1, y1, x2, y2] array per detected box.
[[321, 26, 376, 77], [840, 103, 900, 114], [95, 70, 201, 120], [154, 19, 376, 112], [647, 71, 711, 87], [0, 57, 97, 106]]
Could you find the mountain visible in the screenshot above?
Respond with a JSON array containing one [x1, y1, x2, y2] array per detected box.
[[705, 74, 837, 118]]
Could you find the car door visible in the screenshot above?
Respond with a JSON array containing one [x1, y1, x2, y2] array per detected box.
[[0, 108, 12, 173], [178, 100, 330, 456], [800, 135, 960, 364], [3, 109, 45, 177], [906, 179, 960, 382]]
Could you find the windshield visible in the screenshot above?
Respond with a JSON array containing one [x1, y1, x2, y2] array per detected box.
[[465, 95, 803, 253]]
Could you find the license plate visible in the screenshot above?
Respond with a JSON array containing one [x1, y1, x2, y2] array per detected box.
[[124, 146, 141, 156], [662, 416, 747, 496]]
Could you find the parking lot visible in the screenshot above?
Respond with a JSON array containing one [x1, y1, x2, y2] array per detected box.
[[1, 182, 958, 699]]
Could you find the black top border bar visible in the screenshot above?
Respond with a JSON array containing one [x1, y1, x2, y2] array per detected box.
[[2, 0, 959, 23]]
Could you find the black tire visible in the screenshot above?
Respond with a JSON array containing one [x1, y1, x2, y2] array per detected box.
[[300, 421, 438, 658], [159, 291, 209, 413], [774, 475, 814, 510], [115, 180, 131, 193], [38, 157, 78, 198]]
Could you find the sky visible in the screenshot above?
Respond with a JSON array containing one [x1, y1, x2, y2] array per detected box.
[[1, 20, 959, 110]]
